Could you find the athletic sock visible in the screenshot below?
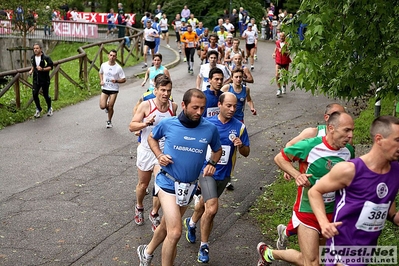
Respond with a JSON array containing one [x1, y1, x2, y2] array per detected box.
[[189, 217, 196, 227]]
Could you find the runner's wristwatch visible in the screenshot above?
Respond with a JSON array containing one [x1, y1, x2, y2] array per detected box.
[[207, 159, 217, 167]]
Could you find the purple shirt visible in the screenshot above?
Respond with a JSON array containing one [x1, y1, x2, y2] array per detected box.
[[181, 8, 190, 19], [325, 158, 399, 266]]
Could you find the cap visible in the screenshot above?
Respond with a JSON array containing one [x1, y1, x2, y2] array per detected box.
[[248, 23, 252, 26], [181, 18, 186, 22], [227, 33, 233, 38]]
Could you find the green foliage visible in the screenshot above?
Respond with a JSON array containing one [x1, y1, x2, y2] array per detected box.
[[282, 0, 399, 101], [353, 94, 397, 144], [0, 42, 140, 129]]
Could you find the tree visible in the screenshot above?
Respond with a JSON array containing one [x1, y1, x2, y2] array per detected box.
[[282, 0, 399, 100], [0, 0, 64, 67]]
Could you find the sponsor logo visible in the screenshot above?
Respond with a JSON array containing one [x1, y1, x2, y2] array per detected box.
[[376, 183, 388, 199], [184, 136, 196, 141], [319, 246, 397, 265]]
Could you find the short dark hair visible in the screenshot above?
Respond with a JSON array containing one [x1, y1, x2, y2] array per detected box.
[[183, 88, 206, 106], [155, 74, 172, 88], [109, 49, 117, 55], [209, 67, 223, 79], [207, 50, 219, 60], [370, 115, 399, 139]]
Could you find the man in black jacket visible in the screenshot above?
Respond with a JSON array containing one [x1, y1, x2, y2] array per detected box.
[[28, 43, 54, 118]]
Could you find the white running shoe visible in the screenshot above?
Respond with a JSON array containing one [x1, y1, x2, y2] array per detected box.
[[34, 109, 41, 118], [282, 86, 286, 94], [276, 224, 287, 250], [47, 107, 53, 117], [137, 245, 153, 266], [276, 89, 282, 97], [106, 121, 113, 128]]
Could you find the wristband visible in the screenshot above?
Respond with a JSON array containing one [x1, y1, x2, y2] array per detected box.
[[156, 153, 164, 159], [207, 159, 217, 167]]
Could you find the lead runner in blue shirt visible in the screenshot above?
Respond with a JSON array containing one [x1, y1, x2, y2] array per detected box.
[[137, 88, 222, 266]]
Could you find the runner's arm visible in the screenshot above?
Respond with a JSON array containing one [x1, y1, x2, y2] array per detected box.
[[285, 127, 318, 147]]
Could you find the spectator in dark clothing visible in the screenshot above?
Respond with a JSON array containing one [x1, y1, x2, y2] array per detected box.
[[117, 11, 126, 38]]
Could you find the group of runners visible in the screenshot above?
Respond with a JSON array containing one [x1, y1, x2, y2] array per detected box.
[[96, 11, 399, 266]]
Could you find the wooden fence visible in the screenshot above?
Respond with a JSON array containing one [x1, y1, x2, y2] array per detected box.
[[0, 27, 143, 109]]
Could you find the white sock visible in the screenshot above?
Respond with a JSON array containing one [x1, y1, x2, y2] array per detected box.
[[200, 241, 209, 247], [144, 246, 152, 258], [189, 217, 196, 227]]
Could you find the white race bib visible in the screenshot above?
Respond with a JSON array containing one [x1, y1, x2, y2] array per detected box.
[[174, 181, 196, 206], [322, 191, 335, 203], [206, 106, 220, 117], [206, 145, 231, 165], [355, 201, 390, 232]]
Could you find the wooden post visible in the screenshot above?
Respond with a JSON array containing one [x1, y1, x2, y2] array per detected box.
[[14, 73, 21, 109], [54, 68, 59, 100]]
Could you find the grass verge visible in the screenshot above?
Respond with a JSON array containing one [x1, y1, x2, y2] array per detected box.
[[0, 42, 141, 129]]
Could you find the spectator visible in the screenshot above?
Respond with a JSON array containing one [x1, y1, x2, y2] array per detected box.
[[154, 4, 163, 17], [229, 9, 238, 36], [181, 5, 190, 20], [117, 10, 126, 38], [28, 43, 54, 118]]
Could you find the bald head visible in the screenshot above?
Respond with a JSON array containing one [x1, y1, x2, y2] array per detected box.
[[324, 103, 346, 122], [218, 92, 237, 120]]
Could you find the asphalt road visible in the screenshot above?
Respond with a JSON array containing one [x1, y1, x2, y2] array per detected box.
[[0, 40, 355, 266]]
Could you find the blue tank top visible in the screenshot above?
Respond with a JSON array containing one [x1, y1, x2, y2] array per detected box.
[[228, 84, 247, 121], [148, 65, 165, 91], [326, 158, 399, 266]]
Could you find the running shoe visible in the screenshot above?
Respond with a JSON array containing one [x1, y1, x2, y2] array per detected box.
[[257, 242, 273, 266], [197, 244, 209, 263], [135, 206, 144, 225], [183, 57, 187, 62], [149, 212, 160, 232], [190, 69, 194, 75], [34, 109, 41, 118], [184, 217, 196, 243], [47, 107, 53, 117], [142, 63, 148, 69], [276, 89, 282, 97], [166, 44, 170, 48], [251, 65, 254, 71], [106, 121, 113, 128], [179, 49, 181, 53], [254, 54, 258, 61], [137, 245, 153, 266], [104, 107, 108, 113], [276, 224, 287, 250], [226, 182, 234, 191], [282, 86, 286, 94]]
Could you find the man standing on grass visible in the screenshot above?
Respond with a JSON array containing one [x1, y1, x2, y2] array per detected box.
[[99, 49, 126, 128]]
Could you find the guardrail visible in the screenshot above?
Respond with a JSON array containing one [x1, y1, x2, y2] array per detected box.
[[0, 26, 143, 109]]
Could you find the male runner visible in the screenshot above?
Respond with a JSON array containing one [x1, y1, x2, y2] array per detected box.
[[129, 75, 178, 231], [257, 112, 355, 266], [309, 115, 399, 266], [137, 89, 222, 266]]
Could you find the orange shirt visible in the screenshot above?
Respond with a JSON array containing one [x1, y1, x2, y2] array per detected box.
[[182, 31, 199, 48]]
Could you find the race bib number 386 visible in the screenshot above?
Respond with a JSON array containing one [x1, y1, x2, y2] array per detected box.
[[355, 200, 390, 232]]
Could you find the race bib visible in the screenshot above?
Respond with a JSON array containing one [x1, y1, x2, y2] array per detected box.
[[248, 36, 254, 43], [206, 145, 231, 165], [206, 106, 220, 117], [322, 191, 335, 203], [355, 201, 390, 232], [174, 181, 196, 206], [188, 42, 195, 48]]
